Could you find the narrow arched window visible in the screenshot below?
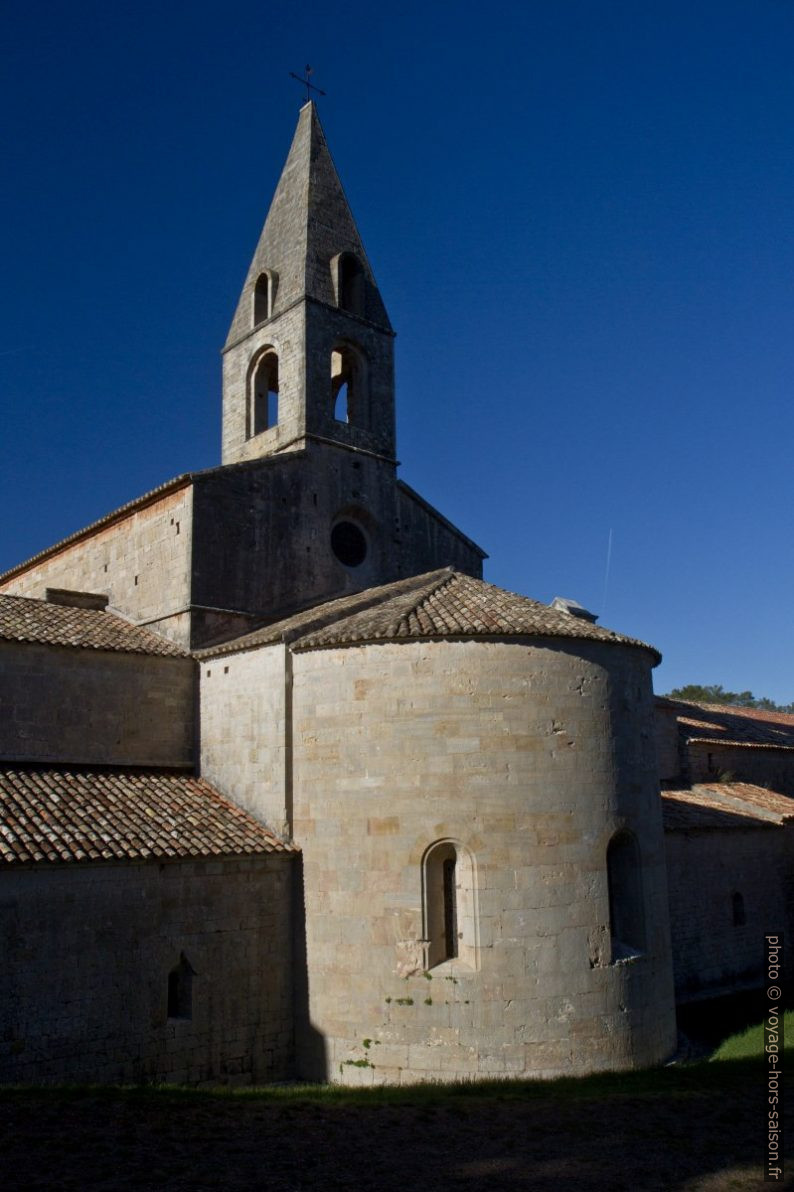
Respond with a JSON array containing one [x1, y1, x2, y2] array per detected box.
[[167, 954, 195, 1020], [331, 345, 367, 426], [442, 855, 458, 959], [732, 892, 746, 927], [338, 253, 364, 316], [250, 350, 279, 437], [423, 840, 478, 970], [253, 270, 278, 325], [607, 830, 645, 960]]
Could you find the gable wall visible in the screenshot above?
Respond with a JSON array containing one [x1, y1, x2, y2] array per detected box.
[[191, 447, 482, 643], [0, 487, 194, 648], [395, 485, 484, 579], [0, 640, 195, 767]]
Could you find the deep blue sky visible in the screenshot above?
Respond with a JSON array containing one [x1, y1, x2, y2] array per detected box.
[[2, 1, 792, 699]]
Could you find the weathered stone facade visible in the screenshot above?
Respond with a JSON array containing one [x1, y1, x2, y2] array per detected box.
[[200, 642, 289, 834], [197, 570, 678, 1084], [290, 636, 675, 1082], [0, 639, 194, 768], [0, 856, 293, 1086], [0, 485, 194, 646], [686, 741, 794, 794], [665, 824, 789, 1001], [3, 99, 788, 1091]]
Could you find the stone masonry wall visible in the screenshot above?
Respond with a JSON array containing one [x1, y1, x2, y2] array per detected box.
[[222, 303, 307, 465], [687, 742, 794, 795], [0, 855, 295, 1086], [665, 826, 793, 1000], [0, 486, 194, 648], [0, 641, 195, 767], [654, 704, 682, 783], [199, 644, 289, 835], [395, 483, 486, 580], [291, 637, 676, 1085], [191, 445, 482, 642]]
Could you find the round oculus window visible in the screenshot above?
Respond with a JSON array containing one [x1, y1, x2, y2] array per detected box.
[[331, 520, 368, 568]]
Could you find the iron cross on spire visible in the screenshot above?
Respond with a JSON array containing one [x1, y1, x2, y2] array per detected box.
[[289, 65, 326, 104]]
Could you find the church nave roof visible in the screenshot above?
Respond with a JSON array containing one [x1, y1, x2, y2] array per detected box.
[[0, 764, 296, 865], [0, 593, 187, 657], [198, 567, 660, 662]]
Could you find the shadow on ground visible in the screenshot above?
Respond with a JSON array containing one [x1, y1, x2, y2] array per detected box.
[[0, 1055, 786, 1190]]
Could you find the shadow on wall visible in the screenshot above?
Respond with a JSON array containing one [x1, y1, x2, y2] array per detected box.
[[292, 854, 328, 1082], [671, 700, 794, 749]]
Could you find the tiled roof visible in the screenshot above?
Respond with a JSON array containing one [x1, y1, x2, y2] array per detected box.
[[0, 765, 296, 865], [198, 568, 660, 661], [662, 783, 794, 831], [0, 594, 186, 657], [661, 699, 794, 750]]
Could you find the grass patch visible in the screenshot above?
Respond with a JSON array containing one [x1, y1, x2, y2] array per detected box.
[[0, 1051, 771, 1109], [711, 1008, 793, 1061]]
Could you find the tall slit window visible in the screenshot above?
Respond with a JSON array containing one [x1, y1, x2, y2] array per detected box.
[[253, 270, 277, 324], [732, 891, 746, 927], [337, 253, 364, 316], [167, 954, 195, 1020], [423, 840, 478, 970], [250, 350, 279, 437], [442, 855, 458, 960], [607, 830, 646, 960]]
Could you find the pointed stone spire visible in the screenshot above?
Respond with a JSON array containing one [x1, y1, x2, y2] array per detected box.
[[221, 102, 396, 467], [225, 102, 390, 349]]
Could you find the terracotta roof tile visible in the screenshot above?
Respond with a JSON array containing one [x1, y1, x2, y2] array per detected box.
[[0, 594, 186, 657], [660, 699, 794, 750], [662, 783, 794, 831], [195, 571, 450, 658], [198, 569, 660, 661], [0, 765, 296, 865]]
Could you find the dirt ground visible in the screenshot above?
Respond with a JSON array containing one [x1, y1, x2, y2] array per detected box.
[[0, 1069, 786, 1192]]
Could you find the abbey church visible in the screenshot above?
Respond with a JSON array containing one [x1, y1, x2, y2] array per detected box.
[[1, 103, 791, 1086]]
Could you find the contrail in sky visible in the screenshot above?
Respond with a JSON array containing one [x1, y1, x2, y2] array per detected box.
[[601, 528, 613, 618]]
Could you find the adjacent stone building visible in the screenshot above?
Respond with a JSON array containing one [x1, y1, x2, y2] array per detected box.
[[1, 101, 789, 1086], [0, 596, 296, 1086], [655, 698, 794, 1004]]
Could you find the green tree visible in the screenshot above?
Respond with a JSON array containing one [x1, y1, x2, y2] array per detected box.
[[663, 684, 794, 712]]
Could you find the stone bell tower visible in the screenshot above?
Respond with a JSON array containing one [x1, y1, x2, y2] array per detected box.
[[221, 101, 396, 466], [0, 100, 484, 649]]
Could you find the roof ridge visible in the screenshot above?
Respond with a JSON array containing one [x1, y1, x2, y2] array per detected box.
[[283, 569, 453, 644], [289, 568, 660, 659], [376, 568, 459, 638], [195, 567, 456, 658]]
